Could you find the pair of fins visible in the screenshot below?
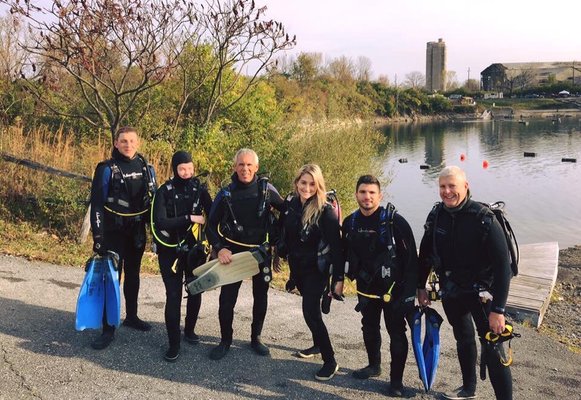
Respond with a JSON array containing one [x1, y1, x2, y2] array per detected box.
[[185, 248, 265, 296], [409, 306, 444, 393], [75, 252, 121, 331]]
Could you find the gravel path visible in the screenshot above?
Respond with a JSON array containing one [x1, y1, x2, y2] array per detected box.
[[0, 254, 580, 399]]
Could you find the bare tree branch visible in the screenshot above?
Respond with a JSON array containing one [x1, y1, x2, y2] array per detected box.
[[3, 0, 197, 143]]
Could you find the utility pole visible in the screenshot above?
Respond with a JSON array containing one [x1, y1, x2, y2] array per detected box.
[[467, 67, 470, 83]]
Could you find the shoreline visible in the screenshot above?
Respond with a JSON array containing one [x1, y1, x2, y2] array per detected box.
[[372, 107, 581, 125]]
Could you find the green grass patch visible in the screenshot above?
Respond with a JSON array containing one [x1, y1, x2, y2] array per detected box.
[[479, 98, 563, 110]]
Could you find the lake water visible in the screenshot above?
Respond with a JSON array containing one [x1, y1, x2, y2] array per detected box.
[[380, 118, 581, 250]]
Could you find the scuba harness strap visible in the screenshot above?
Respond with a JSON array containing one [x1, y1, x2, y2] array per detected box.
[[103, 154, 156, 218], [349, 203, 400, 311], [218, 175, 271, 248], [217, 175, 272, 282], [425, 199, 518, 300], [150, 177, 210, 273]]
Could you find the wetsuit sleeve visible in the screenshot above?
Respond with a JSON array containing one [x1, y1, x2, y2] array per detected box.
[[265, 184, 284, 245], [206, 190, 228, 252], [199, 187, 213, 216], [393, 213, 419, 299], [417, 214, 434, 289], [486, 218, 512, 313], [341, 215, 353, 277], [90, 162, 111, 247], [152, 186, 191, 231], [275, 199, 289, 254], [268, 184, 285, 212], [321, 206, 344, 282], [148, 164, 158, 191]]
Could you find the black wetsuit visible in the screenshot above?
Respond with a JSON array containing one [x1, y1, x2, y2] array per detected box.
[[152, 176, 212, 350], [280, 195, 344, 364], [206, 174, 284, 344], [342, 206, 418, 388], [418, 197, 513, 400], [90, 148, 156, 334]]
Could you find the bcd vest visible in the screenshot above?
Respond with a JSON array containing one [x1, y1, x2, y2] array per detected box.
[[152, 178, 203, 249], [219, 178, 270, 247], [102, 154, 156, 220], [346, 204, 401, 289]]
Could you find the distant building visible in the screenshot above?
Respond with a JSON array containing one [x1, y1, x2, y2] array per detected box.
[[426, 38, 447, 92], [481, 62, 580, 91]]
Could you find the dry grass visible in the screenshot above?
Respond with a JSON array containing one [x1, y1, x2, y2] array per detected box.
[[0, 125, 164, 271], [0, 125, 363, 297]]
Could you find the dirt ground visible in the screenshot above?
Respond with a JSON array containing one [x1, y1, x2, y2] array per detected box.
[[0, 248, 580, 399], [542, 245, 581, 350]]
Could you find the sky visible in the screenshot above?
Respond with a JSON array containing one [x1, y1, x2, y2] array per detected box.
[[265, 0, 581, 84]]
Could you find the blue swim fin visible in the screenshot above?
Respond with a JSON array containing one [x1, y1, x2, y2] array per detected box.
[[410, 307, 429, 392], [104, 252, 121, 327], [409, 306, 444, 392], [75, 255, 105, 331], [423, 307, 444, 391]]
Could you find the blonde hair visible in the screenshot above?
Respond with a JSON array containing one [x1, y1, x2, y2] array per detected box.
[[293, 164, 327, 228]]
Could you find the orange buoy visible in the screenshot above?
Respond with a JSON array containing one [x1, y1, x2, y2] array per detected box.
[[460, 153, 466, 162], [482, 160, 489, 169]]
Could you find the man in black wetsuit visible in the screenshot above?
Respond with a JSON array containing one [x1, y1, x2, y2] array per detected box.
[[90, 126, 157, 350], [206, 148, 284, 360], [342, 175, 418, 397], [417, 165, 513, 400]]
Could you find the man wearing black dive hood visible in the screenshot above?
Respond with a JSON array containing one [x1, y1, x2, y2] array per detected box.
[[205, 148, 284, 360], [89, 126, 157, 350], [417, 166, 513, 400], [152, 151, 213, 362]]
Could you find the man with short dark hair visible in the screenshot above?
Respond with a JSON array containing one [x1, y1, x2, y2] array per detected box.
[[417, 165, 513, 400], [89, 126, 157, 350], [343, 175, 418, 397]]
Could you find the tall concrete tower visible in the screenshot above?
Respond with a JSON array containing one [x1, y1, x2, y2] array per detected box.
[[426, 38, 447, 92]]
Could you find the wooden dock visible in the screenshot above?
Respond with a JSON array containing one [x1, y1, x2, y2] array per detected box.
[[506, 242, 559, 328]]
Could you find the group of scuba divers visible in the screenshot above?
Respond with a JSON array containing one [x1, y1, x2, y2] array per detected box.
[[88, 126, 516, 400]]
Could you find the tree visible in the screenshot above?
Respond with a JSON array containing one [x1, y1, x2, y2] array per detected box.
[[168, 42, 214, 133], [503, 68, 535, 96], [463, 78, 480, 92], [0, 14, 27, 81], [377, 74, 390, 86], [404, 71, 425, 89], [356, 56, 372, 82], [290, 52, 322, 84], [326, 56, 355, 83], [445, 71, 459, 91], [193, 0, 295, 126], [0, 14, 29, 123], [3, 0, 197, 143], [273, 53, 293, 77]]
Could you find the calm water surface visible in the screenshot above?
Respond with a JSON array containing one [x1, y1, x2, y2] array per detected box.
[[381, 118, 581, 249]]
